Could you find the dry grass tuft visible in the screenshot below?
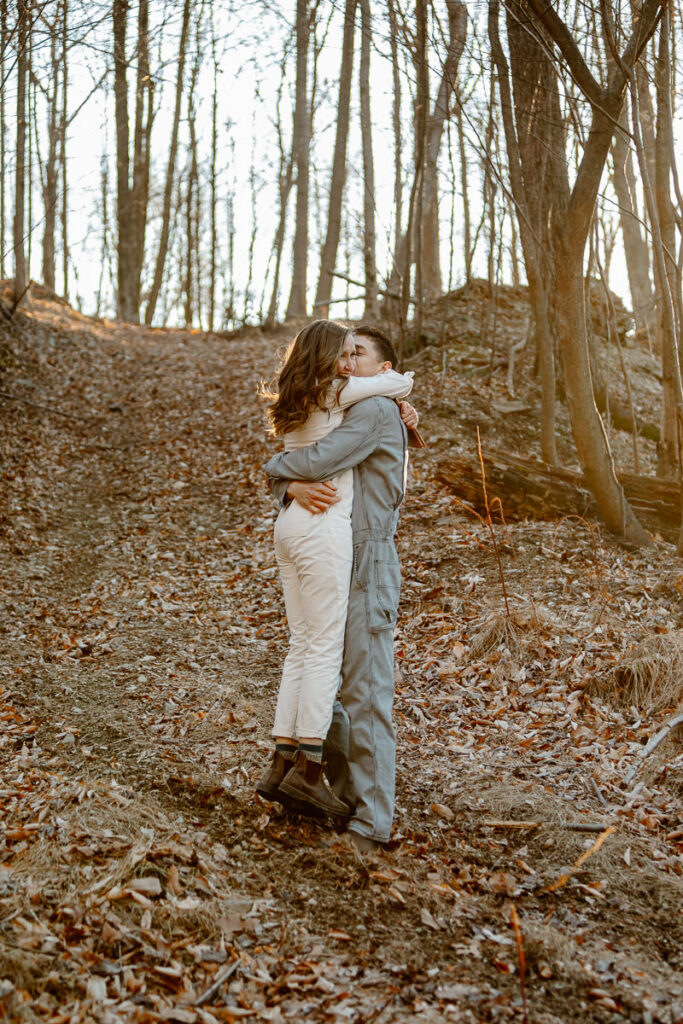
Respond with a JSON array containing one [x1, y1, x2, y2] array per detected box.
[[469, 603, 561, 659], [599, 633, 683, 713]]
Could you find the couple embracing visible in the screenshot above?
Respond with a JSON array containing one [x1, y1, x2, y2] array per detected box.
[[256, 320, 420, 854]]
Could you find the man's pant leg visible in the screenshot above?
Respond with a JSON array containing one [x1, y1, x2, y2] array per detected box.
[[339, 576, 396, 844], [323, 700, 355, 807]]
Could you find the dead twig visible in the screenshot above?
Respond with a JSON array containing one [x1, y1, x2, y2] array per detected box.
[[623, 712, 683, 786], [0, 390, 100, 423], [543, 826, 616, 894], [510, 905, 528, 1024], [476, 426, 511, 616], [481, 820, 612, 832], [195, 957, 241, 1006]]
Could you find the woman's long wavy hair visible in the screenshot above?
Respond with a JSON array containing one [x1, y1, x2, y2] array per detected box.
[[261, 319, 351, 436]]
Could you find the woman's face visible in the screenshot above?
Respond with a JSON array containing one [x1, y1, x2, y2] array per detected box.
[[336, 334, 357, 377]]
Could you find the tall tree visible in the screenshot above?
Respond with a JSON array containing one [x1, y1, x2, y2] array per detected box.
[[266, 52, 294, 327], [489, 0, 565, 465], [145, 0, 191, 325], [112, 0, 152, 322], [359, 0, 377, 319], [0, 0, 6, 279], [611, 112, 655, 340], [314, 0, 357, 317], [422, 0, 467, 299], [523, 0, 665, 545], [285, 0, 311, 320], [401, 0, 429, 340], [13, 0, 30, 303], [41, 1, 63, 292]]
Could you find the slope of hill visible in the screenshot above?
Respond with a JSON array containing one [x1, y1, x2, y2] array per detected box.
[[0, 289, 681, 1022]]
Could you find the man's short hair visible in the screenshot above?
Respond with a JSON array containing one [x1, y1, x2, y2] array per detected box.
[[353, 324, 398, 368]]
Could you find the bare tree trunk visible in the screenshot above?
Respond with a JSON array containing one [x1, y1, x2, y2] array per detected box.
[[359, 0, 377, 319], [42, 4, 61, 292], [381, 0, 403, 323], [285, 0, 311, 320], [611, 112, 655, 339], [490, 0, 559, 464], [131, 0, 152, 310], [183, 64, 200, 326], [265, 46, 294, 327], [60, 0, 68, 299], [13, 0, 30, 304], [456, 97, 471, 284], [524, 0, 663, 545], [113, 0, 135, 320], [145, 0, 191, 325], [422, 0, 467, 299], [0, 0, 6, 279], [401, 0, 428, 342], [209, 25, 218, 332], [314, 0, 356, 317], [653, 10, 683, 481]]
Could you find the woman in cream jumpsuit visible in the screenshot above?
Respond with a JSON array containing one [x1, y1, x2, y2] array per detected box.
[[257, 320, 413, 817]]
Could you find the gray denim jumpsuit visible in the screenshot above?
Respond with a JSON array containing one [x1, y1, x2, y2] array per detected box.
[[266, 395, 408, 843]]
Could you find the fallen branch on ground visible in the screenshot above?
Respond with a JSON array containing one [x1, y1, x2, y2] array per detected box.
[[623, 712, 683, 786]]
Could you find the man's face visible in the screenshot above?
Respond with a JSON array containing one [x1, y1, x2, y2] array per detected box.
[[336, 334, 357, 377], [353, 335, 391, 377]]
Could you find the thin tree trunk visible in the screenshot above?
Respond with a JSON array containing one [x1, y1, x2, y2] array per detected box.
[[402, 0, 428, 342], [0, 0, 6, 279], [314, 0, 356, 317], [285, 0, 311, 320], [489, 0, 557, 464], [653, 10, 683, 482], [113, 0, 134, 320], [209, 26, 218, 332], [382, 0, 403, 323], [524, 0, 663, 545], [359, 0, 377, 319], [611, 111, 655, 340], [183, 23, 200, 328], [456, 97, 471, 283], [13, 0, 30, 303], [42, 4, 61, 292], [422, 0, 467, 299], [60, 0, 68, 299], [130, 0, 152, 312], [145, 0, 191, 325]]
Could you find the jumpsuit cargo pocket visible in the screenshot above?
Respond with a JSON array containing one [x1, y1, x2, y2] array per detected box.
[[354, 539, 401, 634]]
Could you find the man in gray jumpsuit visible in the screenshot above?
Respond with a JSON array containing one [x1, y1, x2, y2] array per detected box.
[[265, 329, 415, 851]]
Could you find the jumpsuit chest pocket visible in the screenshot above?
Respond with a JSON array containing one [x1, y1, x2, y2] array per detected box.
[[353, 538, 401, 634]]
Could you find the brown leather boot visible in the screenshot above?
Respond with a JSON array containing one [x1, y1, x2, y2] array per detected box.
[[280, 752, 350, 819], [256, 752, 322, 815], [255, 751, 289, 803]]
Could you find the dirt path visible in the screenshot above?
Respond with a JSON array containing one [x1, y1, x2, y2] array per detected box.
[[0, 303, 681, 1023]]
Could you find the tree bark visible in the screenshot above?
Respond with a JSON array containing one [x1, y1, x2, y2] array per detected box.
[[611, 111, 655, 340], [422, 0, 467, 299], [0, 0, 6, 279], [489, 0, 558, 464], [401, 0, 428, 342], [359, 0, 378, 320], [285, 0, 311, 320], [437, 448, 678, 543], [523, 0, 664, 545], [145, 0, 191, 325], [314, 0, 356, 317], [60, 0, 68, 299], [131, 0, 152, 311], [13, 0, 30, 304], [653, 11, 682, 481], [42, 3, 61, 292]]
